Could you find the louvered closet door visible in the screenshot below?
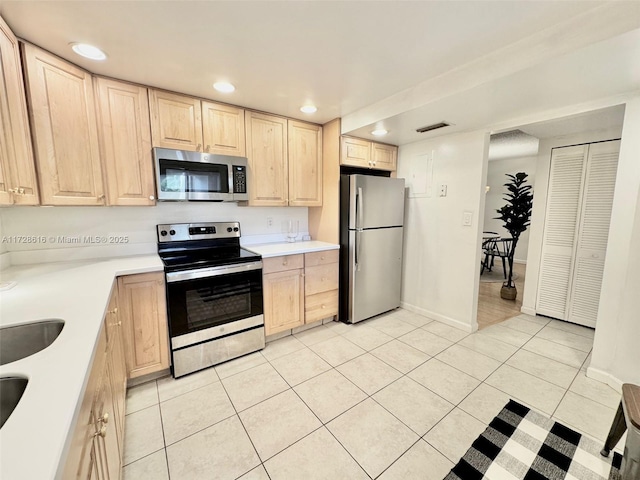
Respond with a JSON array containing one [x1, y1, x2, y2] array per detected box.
[[567, 140, 620, 327], [536, 145, 588, 320]]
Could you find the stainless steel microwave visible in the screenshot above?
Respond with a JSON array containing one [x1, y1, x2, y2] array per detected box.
[[153, 147, 248, 202]]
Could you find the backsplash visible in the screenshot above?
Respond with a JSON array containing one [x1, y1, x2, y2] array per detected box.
[[0, 203, 308, 265]]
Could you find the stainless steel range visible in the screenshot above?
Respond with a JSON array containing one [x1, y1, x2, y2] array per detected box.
[[157, 222, 264, 378]]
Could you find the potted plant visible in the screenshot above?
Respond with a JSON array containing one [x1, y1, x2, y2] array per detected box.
[[495, 172, 533, 300]]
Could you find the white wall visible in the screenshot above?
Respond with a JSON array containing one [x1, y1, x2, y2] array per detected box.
[[0, 203, 308, 265], [589, 98, 640, 388], [483, 156, 537, 263], [521, 124, 624, 316], [398, 130, 489, 332]]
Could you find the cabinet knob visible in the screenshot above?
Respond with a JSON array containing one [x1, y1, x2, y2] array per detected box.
[[94, 426, 107, 438], [108, 321, 122, 328], [283, 260, 288, 266], [368, 161, 372, 167], [98, 413, 109, 424], [98, 194, 105, 201], [8, 187, 25, 195], [149, 195, 155, 200], [321, 304, 326, 309], [321, 277, 326, 281], [373, 161, 376, 166], [206, 145, 210, 152], [196, 143, 202, 151], [108, 307, 118, 315], [320, 256, 324, 260]]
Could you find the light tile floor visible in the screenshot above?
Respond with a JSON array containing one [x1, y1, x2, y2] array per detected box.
[[122, 309, 622, 480]]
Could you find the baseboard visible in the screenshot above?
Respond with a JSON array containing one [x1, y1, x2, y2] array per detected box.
[[586, 366, 623, 393], [513, 259, 527, 265], [521, 306, 537, 316], [400, 302, 475, 333]]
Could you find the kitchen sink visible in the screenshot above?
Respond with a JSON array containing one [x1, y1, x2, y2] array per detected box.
[[0, 319, 65, 366], [0, 377, 28, 429]]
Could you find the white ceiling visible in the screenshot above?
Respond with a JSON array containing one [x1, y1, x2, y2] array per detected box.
[[488, 130, 539, 161], [0, 0, 622, 126]]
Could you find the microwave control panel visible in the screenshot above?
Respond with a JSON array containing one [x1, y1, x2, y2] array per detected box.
[[233, 166, 247, 193]]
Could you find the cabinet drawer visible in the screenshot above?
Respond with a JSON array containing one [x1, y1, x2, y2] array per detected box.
[[304, 249, 338, 267], [305, 263, 339, 295], [305, 290, 338, 323], [263, 254, 304, 274]]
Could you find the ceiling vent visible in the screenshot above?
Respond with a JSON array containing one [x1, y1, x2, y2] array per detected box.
[[416, 122, 450, 133]]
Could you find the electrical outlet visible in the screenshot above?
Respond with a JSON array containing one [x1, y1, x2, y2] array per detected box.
[[462, 211, 473, 226], [439, 184, 447, 197], [266, 217, 273, 228]]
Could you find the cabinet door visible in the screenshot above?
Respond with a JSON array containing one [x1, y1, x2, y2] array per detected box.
[[118, 272, 170, 379], [288, 120, 322, 206], [371, 142, 397, 171], [94, 361, 121, 480], [340, 136, 371, 168], [149, 89, 202, 151], [95, 78, 155, 206], [202, 101, 246, 156], [22, 43, 104, 205], [245, 111, 288, 206], [264, 269, 304, 335], [105, 285, 126, 456], [0, 18, 39, 205]]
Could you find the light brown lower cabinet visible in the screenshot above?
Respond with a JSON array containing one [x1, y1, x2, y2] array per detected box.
[[118, 272, 170, 379], [263, 250, 339, 336], [63, 282, 126, 480]]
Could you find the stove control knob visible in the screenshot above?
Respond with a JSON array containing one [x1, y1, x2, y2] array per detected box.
[[169, 229, 176, 236], [227, 227, 232, 233], [160, 230, 168, 236], [233, 227, 239, 232]]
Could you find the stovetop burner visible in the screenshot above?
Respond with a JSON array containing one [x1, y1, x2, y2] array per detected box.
[[157, 222, 261, 272]]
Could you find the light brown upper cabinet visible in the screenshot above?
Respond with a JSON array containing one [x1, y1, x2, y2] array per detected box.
[[149, 89, 203, 151], [245, 111, 289, 206], [340, 136, 370, 169], [22, 43, 105, 205], [95, 78, 155, 206], [202, 101, 246, 156], [0, 18, 39, 205], [246, 112, 322, 207], [288, 120, 322, 206], [371, 142, 397, 171], [340, 136, 398, 172]]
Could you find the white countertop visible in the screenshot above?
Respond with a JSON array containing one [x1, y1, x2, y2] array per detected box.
[[0, 255, 163, 480], [243, 240, 339, 258]]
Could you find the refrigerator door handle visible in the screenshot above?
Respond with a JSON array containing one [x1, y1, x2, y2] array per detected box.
[[355, 229, 361, 271], [357, 187, 364, 230]]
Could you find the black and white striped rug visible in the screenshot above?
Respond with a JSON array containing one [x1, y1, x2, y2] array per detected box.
[[446, 400, 622, 480]]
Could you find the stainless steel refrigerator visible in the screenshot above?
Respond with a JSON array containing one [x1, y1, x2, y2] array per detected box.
[[339, 174, 406, 324]]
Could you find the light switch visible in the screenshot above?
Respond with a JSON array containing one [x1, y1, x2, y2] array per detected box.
[[439, 184, 447, 197], [462, 211, 473, 226]]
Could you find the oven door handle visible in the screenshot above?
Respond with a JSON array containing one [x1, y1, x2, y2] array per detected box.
[[166, 260, 263, 283]]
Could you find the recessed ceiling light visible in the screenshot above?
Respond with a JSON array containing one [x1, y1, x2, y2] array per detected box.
[[70, 43, 107, 61], [371, 129, 388, 136], [213, 82, 235, 93], [300, 105, 317, 114]]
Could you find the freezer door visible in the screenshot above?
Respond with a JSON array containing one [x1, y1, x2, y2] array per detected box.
[[349, 175, 406, 229], [348, 227, 403, 323]]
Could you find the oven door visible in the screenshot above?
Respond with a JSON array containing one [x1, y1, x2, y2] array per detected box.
[[166, 262, 263, 344]]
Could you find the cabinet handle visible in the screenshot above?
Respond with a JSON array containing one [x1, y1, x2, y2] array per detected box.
[[196, 143, 202, 151], [373, 161, 376, 166], [108, 307, 118, 315], [8, 187, 25, 195], [108, 321, 122, 328], [205, 145, 210, 152], [98, 194, 105, 201], [97, 413, 109, 424], [149, 195, 155, 200], [320, 256, 324, 261], [368, 161, 372, 167], [283, 260, 288, 266], [321, 304, 326, 309], [94, 426, 107, 438]]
